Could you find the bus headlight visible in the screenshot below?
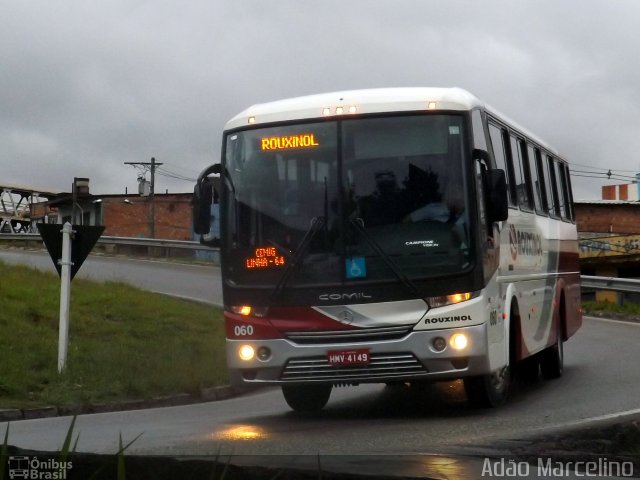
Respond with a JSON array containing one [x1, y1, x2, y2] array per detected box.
[[238, 345, 255, 361], [450, 333, 469, 351]]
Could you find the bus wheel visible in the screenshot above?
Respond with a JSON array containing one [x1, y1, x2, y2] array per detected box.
[[282, 384, 332, 413], [540, 317, 564, 379], [516, 356, 540, 383], [464, 365, 511, 408]]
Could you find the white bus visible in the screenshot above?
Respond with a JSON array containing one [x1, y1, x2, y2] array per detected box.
[[194, 87, 582, 411]]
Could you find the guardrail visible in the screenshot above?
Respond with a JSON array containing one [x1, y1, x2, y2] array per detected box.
[[3, 233, 640, 292], [580, 275, 640, 293], [0, 232, 219, 260]]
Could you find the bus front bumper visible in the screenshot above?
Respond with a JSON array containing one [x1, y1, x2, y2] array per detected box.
[[226, 323, 493, 386]]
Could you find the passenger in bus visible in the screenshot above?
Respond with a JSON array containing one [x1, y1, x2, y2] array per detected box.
[[358, 170, 407, 227]]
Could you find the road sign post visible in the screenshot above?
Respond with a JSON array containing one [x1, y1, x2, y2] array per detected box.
[[37, 222, 105, 373], [58, 222, 73, 373]]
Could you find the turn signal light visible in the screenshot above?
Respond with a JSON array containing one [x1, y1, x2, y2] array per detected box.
[[232, 305, 252, 316], [230, 306, 269, 317], [427, 291, 476, 308], [448, 293, 472, 304]]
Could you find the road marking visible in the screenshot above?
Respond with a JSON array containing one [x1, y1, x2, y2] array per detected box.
[[584, 315, 640, 326], [551, 407, 640, 431], [541, 315, 640, 433]]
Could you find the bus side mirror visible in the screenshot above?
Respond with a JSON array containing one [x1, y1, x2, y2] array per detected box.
[[484, 169, 509, 222], [193, 178, 212, 235], [473, 148, 491, 164], [193, 164, 221, 247]]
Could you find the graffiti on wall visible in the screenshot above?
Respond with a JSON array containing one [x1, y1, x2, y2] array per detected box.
[[580, 235, 640, 258]]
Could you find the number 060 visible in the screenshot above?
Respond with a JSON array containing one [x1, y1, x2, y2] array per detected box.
[[234, 325, 254, 336]]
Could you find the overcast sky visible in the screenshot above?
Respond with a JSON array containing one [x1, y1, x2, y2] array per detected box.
[[2, 0, 639, 199]]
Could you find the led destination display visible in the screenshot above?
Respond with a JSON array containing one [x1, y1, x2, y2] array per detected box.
[[245, 247, 286, 269], [260, 133, 320, 151]]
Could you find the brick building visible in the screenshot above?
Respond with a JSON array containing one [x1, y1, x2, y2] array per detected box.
[[575, 200, 640, 235], [575, 183, 640, 302], [33, 192, 195, 240], [100, 194, 193, 240]]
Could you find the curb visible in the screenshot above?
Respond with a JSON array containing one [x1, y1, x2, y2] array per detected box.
[[0, 385, 257, 422]]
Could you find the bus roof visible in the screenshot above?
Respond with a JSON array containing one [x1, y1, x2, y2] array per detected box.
[[225, 87, 482, 130], [225, 87, 561, 157]]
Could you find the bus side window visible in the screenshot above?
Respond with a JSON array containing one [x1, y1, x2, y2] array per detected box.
[[535, 148, 550, 214], [564, 163, 576, 221], [555, 160, 571, 220], [508, 134, 531, 210], [488, 122, 516, 206], [526, 144, 544, 214], [546, 155, 561, 217]]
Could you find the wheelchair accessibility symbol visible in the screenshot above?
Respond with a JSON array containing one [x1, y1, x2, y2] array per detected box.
[[346, 257, 366, 279]]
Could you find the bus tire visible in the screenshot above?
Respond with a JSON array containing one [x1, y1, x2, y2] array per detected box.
[[464, 302, 516, 407], [282, 384, 332, 413], [464, 365, 511, 408], [540, 313, 564, 380], [516, 356, 540, 383]]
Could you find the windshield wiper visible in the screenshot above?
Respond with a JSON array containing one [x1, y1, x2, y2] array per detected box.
[[349, 218, 422, 299], [270, 216, 326, 301]]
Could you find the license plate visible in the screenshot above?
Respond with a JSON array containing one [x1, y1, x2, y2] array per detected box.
[[327, 349, 370, 366]]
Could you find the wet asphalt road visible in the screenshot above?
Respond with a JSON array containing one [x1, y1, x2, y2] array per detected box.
[[2, 250, 640, 478]]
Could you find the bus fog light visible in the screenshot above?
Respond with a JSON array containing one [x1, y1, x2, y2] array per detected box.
[[450, 333, 468, 351], [257, 346, 271, 361], [239, 345, 255, 361], [432, 337, 447, 352]]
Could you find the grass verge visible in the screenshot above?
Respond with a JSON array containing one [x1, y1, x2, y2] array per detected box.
[[0, 261, 227, 409], [582, 300, 640, 322]]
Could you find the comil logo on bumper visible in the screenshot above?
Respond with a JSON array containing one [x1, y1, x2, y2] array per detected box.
[[319, 292, 373, 301], [508, 224, 542, 261]]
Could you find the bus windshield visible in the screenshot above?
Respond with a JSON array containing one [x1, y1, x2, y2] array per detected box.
[[223, 114, 472, 289]]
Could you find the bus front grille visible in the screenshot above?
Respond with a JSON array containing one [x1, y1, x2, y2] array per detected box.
[[280, 352, 426, 382], [284, 325, 413, 344]]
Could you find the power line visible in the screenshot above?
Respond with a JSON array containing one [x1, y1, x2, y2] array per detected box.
[[571, 161, 640, 174], [155, 167, 196, 182], [572, 169, 637, 180], [124, 157, 163, 238], [161, 162, 201, 175], [571, 173, 634, 182]]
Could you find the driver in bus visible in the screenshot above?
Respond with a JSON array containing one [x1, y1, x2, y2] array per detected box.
[[404, 191, 468, 249]]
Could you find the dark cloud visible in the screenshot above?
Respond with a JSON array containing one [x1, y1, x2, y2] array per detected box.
[[1, 0, 639, 197]]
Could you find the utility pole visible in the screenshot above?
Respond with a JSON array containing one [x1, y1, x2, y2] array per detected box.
[[124, 157, 163, 238]]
